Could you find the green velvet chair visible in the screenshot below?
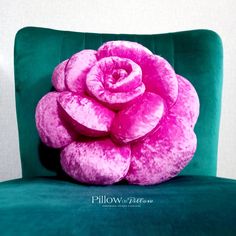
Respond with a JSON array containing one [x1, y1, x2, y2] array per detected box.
[[0, 27, 236, 235]]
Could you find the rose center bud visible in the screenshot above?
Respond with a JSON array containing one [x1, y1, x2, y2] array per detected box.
[[86, 56, 145, 110], [112, 69, 128, 81], [102, 57, 141, 92], [105, 69, 129, 91], [105, 66, 132, 92]]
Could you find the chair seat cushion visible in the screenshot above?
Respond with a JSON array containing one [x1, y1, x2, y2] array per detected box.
[[0, 176, 235, 235]]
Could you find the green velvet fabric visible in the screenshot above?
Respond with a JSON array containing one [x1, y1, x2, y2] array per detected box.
[[0, 176, 235, 235], [14, 27, 223, 178]]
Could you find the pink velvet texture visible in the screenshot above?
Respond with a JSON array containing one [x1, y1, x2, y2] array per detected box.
[[35, 40, 199, 185]]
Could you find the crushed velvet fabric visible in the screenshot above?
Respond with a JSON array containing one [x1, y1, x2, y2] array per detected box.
[[35, 40, 199, 185]]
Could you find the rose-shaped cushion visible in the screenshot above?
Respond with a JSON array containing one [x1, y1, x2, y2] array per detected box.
[[36, 40, 199, 185]]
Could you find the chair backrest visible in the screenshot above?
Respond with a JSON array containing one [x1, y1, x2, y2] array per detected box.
[[14, 27, 223, 178]]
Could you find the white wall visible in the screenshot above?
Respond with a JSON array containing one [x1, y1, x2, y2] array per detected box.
[[0, 0, 236, 181]]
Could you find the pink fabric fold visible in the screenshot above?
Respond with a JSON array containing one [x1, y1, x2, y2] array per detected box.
[[58, 92, 115, 137], [65, 50, 97, 93], [111, 92, 165, 143], [61, 139, 131, 185], [97, 40, 153, 63], [170, 75, 200, 127], [141, 55, 178, 107], [35, 92, 77, 148], [51, 59, 68, 92]]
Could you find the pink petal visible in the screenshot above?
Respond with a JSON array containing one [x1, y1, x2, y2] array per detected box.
[[51, 59, 68, 92], [111, 92, 165, 144], [65, 50, 97, 93], [60, 139, 131, 185], [97, 40, 153, 62], [141, 55, 178, 108], [86, 56, 145, 110], [125, 115, 197, 185], [170, 75, 200, 127], [35, 92, 77, 148], [58, 92, 115, 137]]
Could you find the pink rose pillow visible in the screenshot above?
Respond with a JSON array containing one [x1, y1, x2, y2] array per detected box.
[[35, 41, 199, 185]]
